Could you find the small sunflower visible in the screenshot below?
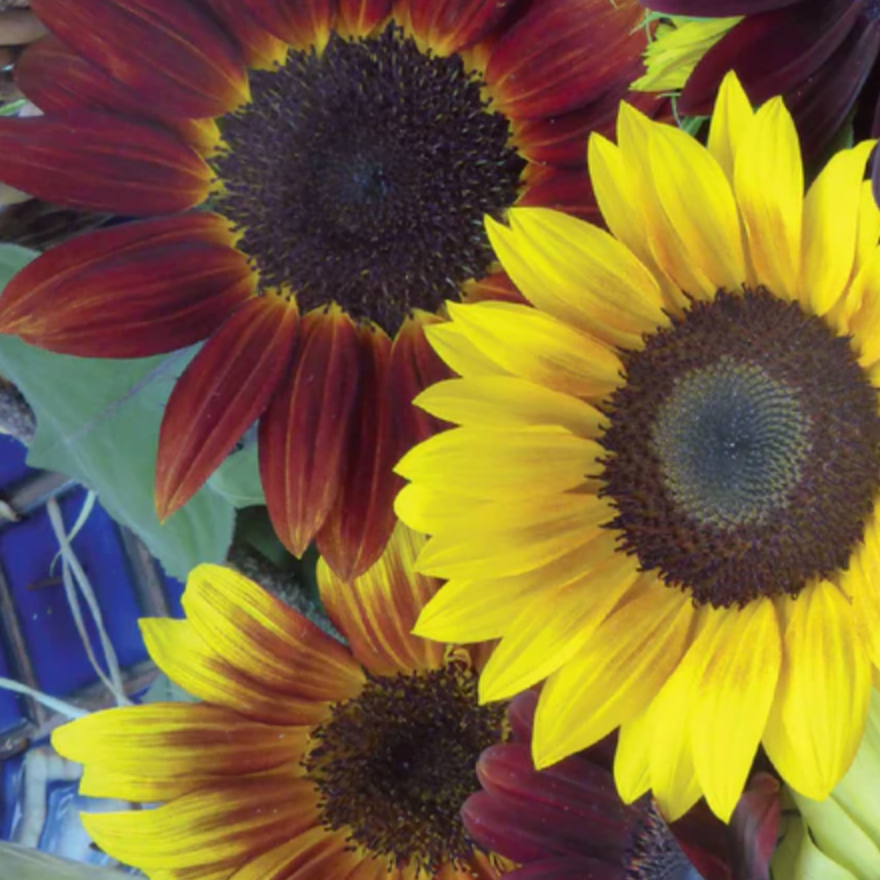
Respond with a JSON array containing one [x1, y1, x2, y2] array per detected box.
[[52, 524, 506, 879], [395, 71, 880, 823], [0, 0, 651, 580], [634, 0, 880, 163]]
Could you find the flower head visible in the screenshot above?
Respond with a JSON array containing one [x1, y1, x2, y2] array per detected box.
[[396, 72, 880, 822], [0, 0, 652, 579], [52, 525, 506, 879]]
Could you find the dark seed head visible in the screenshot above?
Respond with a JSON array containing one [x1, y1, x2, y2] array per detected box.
[[600, 287, 880, 608], [304, 662, 506, 874], [212, 23, 525, 332]]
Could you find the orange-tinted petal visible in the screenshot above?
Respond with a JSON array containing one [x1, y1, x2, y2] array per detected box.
[[240, 0, 334, 50], [462, 270, 528, 306], [194, 0, 289, 68], [337, 0, 392, 37], [260, 304, 361, 558], [485, 0, 644, 120], [0, 213, 253, 356], [183, 563, 365, 701], [402, 0, 515, 55], [229, 826, 357, 880], [142, 618, 333, 725], [0, 112, 211, 215], [30, 0, 249, 118], [319, 522, 446, 676], [517, 164, 599, 221], [316, 323, 398, 580], [156, 294, 298, 520], [16, 35, 221, 155]]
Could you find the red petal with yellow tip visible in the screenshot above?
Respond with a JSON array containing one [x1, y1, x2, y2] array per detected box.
[[0, 112, 211, 215], [16, 36, 220, 155], [316, 323, 398, 580], [337, 0, 391, 36], [29, 0, 248, 119], [387, 312, 454, 466], [260, 305, 361, 558], [485, 0, 644, 120], [517, 165, 599, 221], [401, 0, 516, 54], [156, 295, 298, 520], [0, 214, 254, 356], [240, 0, 334, 49], [463, 270, 528, 306], [192, 0, 288, 68]]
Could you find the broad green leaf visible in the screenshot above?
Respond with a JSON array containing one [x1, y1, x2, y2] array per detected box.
[[0, 244, 235, 579], [0, 844, 120, 880], [208, 441, 264, 508]]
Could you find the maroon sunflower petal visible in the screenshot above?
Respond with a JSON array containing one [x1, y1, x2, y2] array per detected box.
[[337, 0, 391, 36], [0, 111, 211, 214], [485, 0, 645, 120], [15, 36, 220, 155], [679, 0, 861, 117], [518, 164, 599, 221], [240, 0, 335, 49], [502, 858, 627, 880], [402, 0, 516, 55], [316, 323, 399, 581], [462, 269, 528, 306], [156, 293, 299, 521], [29, 0, 249, 118], [645, 0, 801, 13], [507, 688, 539, 742], [192, 0, 288, 67], [0, 213, 254, 357], [260, 304, 361, 559], [731, 773, 781, 880]]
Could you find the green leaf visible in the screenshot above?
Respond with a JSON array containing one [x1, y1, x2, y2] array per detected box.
[[0, 844, 120, 880], [0, 245, 235, 579], [208, 441, 265, 508]]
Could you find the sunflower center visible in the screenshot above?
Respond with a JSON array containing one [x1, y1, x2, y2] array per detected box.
[[212, 23, 525, 331], [304, 663, 506, 874], [600, 288, 880, 608]]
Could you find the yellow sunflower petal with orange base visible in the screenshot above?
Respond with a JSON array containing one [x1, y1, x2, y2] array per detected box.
[[533, 578, 696, 769], [318, 522, 446, 676], [82, 770, 319, 874], [763, 581, 872, 801], [227, 826, 357, 880], [182, 564, 364, 701]]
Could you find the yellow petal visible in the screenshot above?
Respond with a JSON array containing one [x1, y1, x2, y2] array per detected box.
[[414, 536, 627, 644], [733, 96, 803, 301], [707, 69, 755, 182], [650, 121, 747, 292], [141, 619, 332, 726], [423, 321, 511, 378], [481, 535, 639, 704], [395, 426, 601, 500], [415, 493, 611, 579], [846, 513, 880, 669], [856, 179, 880, 272], [394, 482, 485, 535], [183, 564, 363, 701], [614, 704, 654, 805], [847, 247, 880, 367], [82, 770, 317, 872], [231, 827, 354, 880], [534, 580, 694, 767], [445, 299, 622, 400], [414, 376, 605, 437], [487, 208, 668, 349], [689, 599, 782, 821], [763, 582, 872, 800], [803, 140, 876, 316]]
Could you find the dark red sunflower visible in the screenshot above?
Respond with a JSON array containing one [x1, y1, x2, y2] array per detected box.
[[639, 0, 880, 166], [0, 0, 652, 578], [463, 690, 782, 880]]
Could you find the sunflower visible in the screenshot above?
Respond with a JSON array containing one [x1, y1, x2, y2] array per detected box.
[[395, 70, 880, 824], [52, 523, 507, 880], [0, 0, 651, 580], [634, 0, 880, 164], [463, 689, 710, 880]]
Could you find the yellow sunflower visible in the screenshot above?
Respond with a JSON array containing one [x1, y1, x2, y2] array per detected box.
[[52, 525, 504, 880], [394, 70, 880, 824]]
